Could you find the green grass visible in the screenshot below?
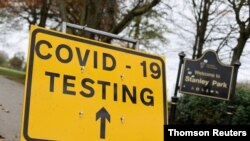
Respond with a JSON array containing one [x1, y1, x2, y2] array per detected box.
[[0, 66, 26, 84]]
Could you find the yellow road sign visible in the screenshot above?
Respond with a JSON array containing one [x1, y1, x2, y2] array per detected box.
[[20, 25, 167, 141]]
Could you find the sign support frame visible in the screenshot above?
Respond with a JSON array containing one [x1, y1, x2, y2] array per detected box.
[[62, 22, 139, 50]]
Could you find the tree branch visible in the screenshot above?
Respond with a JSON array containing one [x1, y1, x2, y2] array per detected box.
[[230, 0, 245, 29], [102, 0, 160, 42]]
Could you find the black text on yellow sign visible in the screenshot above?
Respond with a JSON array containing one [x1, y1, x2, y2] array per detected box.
[[20, 26, 167, 141], [35, 40, 161, 105]]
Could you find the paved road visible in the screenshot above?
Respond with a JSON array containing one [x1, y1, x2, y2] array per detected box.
[[0, 75, 24, 141]]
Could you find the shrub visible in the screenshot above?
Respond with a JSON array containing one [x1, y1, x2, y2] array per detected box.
[[174, 84, 250, 125]]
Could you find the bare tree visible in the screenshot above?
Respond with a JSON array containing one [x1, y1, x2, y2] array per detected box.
[[171, 0, 238, 62], [1, 0, 54, 28]]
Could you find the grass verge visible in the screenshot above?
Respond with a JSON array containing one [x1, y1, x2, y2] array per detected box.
[[0, 66, 26, 84]]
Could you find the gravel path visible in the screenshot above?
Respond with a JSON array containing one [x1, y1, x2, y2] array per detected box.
[[0, 75, 24, 141]]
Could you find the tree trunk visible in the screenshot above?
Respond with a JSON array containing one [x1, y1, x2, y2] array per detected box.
[[192, 25, 199, 59], [84, 0, 107, 39], [79, 0, 88, 26], [56, 0, 67, 22], [196, 0, 210, 58], [229, 0, 250, 65], [192, 0, 212, 59], [38, 0, 50, 27]]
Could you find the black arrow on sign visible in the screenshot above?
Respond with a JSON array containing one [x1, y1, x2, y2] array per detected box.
[[96, 107, 110, 139]]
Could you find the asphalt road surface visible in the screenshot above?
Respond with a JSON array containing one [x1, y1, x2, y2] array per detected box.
[[0, 75, 24, 141]]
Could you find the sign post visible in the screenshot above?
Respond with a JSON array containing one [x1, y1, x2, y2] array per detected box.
[[226, 60, 241, 124], [169, 52, 185, 124], [20, 26, 167, 141]]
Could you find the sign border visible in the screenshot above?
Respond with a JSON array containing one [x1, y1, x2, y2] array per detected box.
[[22, 27, 167, 140], [179, 50, 234, 101]]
